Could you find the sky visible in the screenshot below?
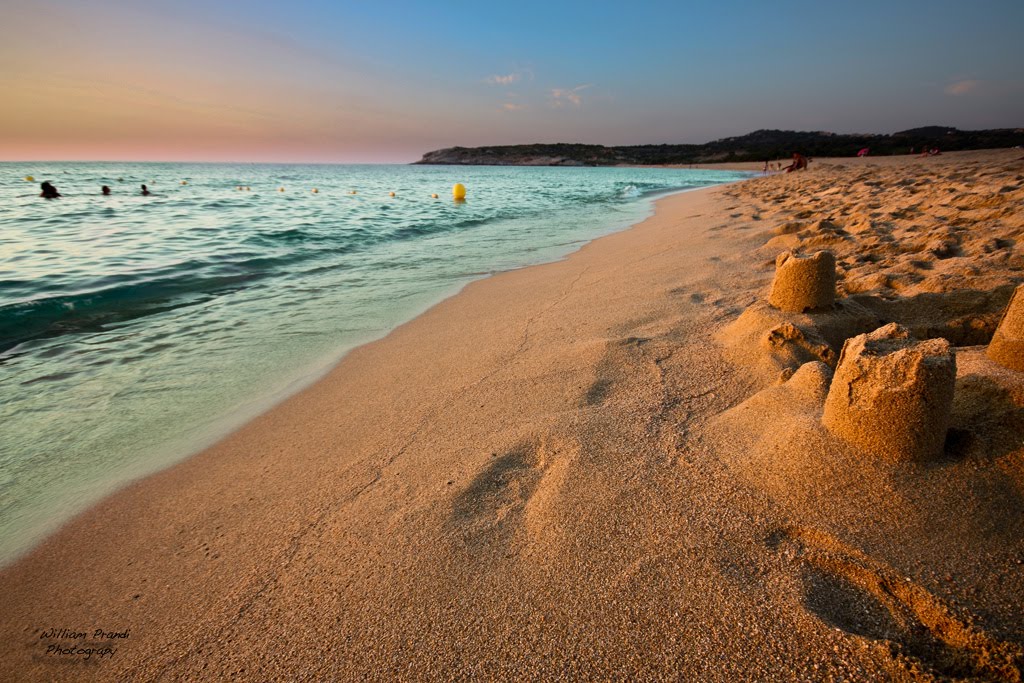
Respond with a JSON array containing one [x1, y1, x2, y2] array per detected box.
[[2, 0, 1022, 162]]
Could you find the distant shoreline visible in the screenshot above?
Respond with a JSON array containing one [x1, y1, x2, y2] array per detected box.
[[413, 127, 1024, 166]]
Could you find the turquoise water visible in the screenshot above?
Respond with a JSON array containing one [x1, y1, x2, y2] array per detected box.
[[0, 163, 748, 564]]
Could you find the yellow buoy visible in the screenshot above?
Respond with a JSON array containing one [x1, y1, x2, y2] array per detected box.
[[181, 180, 188, 185], [25, 175, 34, 182], [245, 186, 251, 191], [452, 183, 466, 200], [278, 187, 285, 192], [312, 188, 319, 194], [431, 193, 439, 198], [389, 191, 396, 197]]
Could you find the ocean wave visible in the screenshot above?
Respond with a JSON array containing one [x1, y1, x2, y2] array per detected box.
[[0, 268, 264, 352]]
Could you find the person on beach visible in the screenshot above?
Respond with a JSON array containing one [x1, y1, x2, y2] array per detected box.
[[783, 153, 808, 173], [102, 185, 111, 196], [141, 184, 150, 196], [39, 181, 61, 199]]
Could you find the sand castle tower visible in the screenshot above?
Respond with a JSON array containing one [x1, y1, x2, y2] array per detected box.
[[822, 323, 956, 462], [987, 284, 1024, 372], [768, 250, 836, 313]]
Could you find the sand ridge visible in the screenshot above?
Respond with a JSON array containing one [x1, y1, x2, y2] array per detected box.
[[1, 150, 1022, 681]]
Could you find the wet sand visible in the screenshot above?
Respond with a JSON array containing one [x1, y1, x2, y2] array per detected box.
[[2, 149, 1022, 681]]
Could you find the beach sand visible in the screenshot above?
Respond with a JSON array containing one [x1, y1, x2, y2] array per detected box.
[[2, 149, 1022, 681]]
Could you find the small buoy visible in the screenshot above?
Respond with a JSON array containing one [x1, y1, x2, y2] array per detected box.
[[278, 187, 285, 192], [24, 175, 34, 182], [452, 183, 466, 200], [389, 191, 396, 197], [312, 188, 319, 194], [431, 193, 439, 199], [245, 186, 251, 191], [181, 180, 188, 185]]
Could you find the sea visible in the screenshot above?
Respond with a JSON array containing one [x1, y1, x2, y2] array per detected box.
[[0, 162, 749, 565]]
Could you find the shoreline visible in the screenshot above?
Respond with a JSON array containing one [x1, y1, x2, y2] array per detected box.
[[0, 172, 745, 569], [3, 150, 1021, 680]]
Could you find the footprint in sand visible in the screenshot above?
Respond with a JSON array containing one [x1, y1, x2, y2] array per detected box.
[[768, 526, 1023, 681], [451, 442, 545, 543], [450, 437, 576, 548], [581, 335, 654, 408]]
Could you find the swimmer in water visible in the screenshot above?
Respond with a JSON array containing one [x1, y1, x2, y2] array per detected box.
[[141, 184, 151, 196], [102, 185, 111, 196], [40, 181, 61, 199]]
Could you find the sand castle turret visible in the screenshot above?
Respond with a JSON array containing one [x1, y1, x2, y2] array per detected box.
[[822, 323, 956, 462], [987, 284, 1024, 372], [768, 250, 836, 313]]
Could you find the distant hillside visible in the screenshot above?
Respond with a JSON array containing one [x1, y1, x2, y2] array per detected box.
[[414, 127, 1024, 166]]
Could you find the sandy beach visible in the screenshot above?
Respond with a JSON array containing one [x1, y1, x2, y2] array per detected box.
[[2, 149, 1023, 681]]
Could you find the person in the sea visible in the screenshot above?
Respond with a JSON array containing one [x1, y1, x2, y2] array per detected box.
[[102, 185, 111, 196], [40, 181, 61, 199], [141, 184, 150, 196], [783, 153, 809, 173]]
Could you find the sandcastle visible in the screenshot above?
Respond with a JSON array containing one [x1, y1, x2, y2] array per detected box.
[[987, 284, 1024, 372], [822, 323, 956, 462], [767, 250, 836, 313]]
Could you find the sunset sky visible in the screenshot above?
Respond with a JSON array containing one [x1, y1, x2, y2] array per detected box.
[[2, 0, 1022, 162]]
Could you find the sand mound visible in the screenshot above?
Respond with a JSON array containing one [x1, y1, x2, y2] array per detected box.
[[950, 347, 1024, 461], [768, 250, 837, 313], [988, 284, 1024, 372], [822, 323, 956, 462], [719, 299, 882, 383], [702, 360, 850, 510]]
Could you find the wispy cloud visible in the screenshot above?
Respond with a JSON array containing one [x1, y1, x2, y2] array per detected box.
[[485, 73, 521, 86], [500, 102, 526, 112], [944, 79, 980, 96], [549, 84, 592, 107]]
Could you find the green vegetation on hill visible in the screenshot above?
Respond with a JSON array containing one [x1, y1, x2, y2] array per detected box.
[[414, 127, 1024, 166]]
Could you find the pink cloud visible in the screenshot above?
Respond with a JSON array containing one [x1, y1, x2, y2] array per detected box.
[[485, 73, 521, 86], [944, 79, 980, 96], [549, 84, 592, 107]]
